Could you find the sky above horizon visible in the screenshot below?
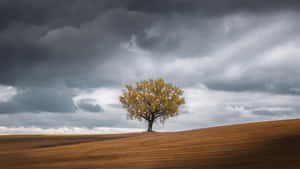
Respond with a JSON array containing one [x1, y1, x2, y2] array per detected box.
[[0, 0, 300, 134]]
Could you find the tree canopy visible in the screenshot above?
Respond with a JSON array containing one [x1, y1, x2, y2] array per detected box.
[[120, 78, 185, 132]]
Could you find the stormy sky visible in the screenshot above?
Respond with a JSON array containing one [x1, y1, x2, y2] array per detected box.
[[0, 0, 300, 134]]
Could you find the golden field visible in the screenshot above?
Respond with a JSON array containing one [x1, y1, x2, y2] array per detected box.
[[1, 119, 300, 169]]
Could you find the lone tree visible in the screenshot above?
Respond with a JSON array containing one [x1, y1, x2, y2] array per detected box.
[[120, 78, 185, 132]]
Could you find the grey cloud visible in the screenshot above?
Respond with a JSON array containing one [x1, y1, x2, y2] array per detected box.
[[77, 99, 103, 113], [0, 7, 158, 88], [0, 0, 126, 30], [2, 0, 300, 31], [0, 0, 300, 130], [152, 13, 300, 95], [226, 104, 297, 117], [133, 25, 181, 54], [0, 110, 141, 128], [1, 0, 300, 89], [107, 104, 122, 109], [126, 0, 300, 15], [252, 110, 294, 116], [0, 88, 75, 113]]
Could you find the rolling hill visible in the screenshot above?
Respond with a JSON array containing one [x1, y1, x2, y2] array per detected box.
[[1, 119, 300, 169]]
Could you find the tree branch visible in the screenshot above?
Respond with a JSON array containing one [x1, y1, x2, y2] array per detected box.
[[141, 113, 149, 121], [154, 114, 161, 119]]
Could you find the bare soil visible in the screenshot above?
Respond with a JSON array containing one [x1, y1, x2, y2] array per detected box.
[[1, 119, 300, 169]]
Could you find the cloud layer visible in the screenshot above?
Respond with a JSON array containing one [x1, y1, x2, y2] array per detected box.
[[0, 126, 143, 135], [0, 0, 299, 133]]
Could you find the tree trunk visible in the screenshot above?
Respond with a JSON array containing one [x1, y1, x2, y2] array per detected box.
[[147, 120, 153, 132]]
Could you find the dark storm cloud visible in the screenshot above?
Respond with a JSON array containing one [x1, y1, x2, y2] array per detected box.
[[77, 99, 103, 113], [0, 0, 300, 117], [0, 9, 155, 87], [2, 0, 300, 29], [206, 74, 300, 96], [0, 88, 75, 113], [126, 0, 300, 16], [0, 0, 127, 30], [1, 0, 300, 88]]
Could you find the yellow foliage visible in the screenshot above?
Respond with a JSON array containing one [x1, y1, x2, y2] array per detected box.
[[120, 78, 185, 123]]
